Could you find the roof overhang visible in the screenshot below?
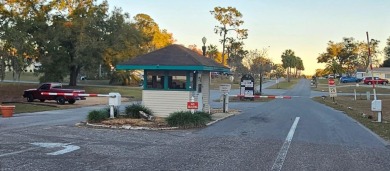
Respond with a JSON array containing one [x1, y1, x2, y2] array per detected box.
[[116, 65, 229, 72]]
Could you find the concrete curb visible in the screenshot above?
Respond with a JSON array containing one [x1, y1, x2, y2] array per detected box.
[[77, 111, 240, 130], [82, 122, 179, 130]]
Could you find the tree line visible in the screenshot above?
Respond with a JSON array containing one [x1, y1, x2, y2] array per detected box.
[[0, 0, 174, 85], [316, 36, 390, 77], [1, 3, 303, 86], [202, 7, 304, 82]]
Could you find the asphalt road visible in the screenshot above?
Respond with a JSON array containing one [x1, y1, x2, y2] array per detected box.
[[1, 79, 390, 171]]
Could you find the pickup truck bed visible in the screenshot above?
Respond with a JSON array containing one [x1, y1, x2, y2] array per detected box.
[[23, 83, 86, 105]]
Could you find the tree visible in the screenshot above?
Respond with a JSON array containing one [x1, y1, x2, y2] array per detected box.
[[0, 0, 172, 86], [102, 8, 146, 83], [314, 68, 326, 77], [382, 37, 390, 67], [226, 38, 247, 75], [207, 44, 219, 60], [45, 0, 110, 85], [133, 13, 174, 52], [357, 39, 381, 69], [317, 40, 346, 76], [210, 6, 248, 65], [318, 37, 380, 77], [0, 0, 44, 81], [245, 49, 272, 92], [281, 49, 296, 82], [273, 64, 285, 79], [187, 44, 203, 55], [324, 59, 342, 77], [295, 57, 304, 77]]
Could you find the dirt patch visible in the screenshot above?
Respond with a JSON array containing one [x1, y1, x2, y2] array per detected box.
[[315, 95, 390, 121], [100, 117, 169, 128]]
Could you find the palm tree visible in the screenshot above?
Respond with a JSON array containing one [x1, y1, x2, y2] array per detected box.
[[281, 49, 296, 82], [324, 59, 342, 78]]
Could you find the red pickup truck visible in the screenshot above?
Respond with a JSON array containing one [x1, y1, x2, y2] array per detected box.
[[23, 83, 86, 105]]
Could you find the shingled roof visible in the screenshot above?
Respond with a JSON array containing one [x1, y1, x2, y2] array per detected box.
[[116, 44, 229, 72]]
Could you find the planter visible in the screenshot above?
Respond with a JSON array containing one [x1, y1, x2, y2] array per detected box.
[[0, 105, 15, 118]]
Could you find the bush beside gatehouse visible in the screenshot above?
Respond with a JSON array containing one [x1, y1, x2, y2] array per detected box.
[[165, 111, 212, 128], [87, 104, 215, 129], [124, 103, 153, 118]]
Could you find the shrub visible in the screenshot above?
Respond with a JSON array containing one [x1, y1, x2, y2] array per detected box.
[[87, 110, 109, 123], [165, 111, 212, 128], [125, 103, 153, 118], [194, 111, 212, 120], [103, 107, 119, 118]]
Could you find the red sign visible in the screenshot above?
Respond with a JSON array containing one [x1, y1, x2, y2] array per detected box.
[[187, 102, 198, 109], [328, 79, 335, 86]]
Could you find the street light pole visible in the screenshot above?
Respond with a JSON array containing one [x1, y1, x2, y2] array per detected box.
[[259, 70, 262, 95], [202, 37, 207, 56]]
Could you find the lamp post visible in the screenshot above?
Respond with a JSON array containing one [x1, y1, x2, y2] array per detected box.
[[202, 37, 207, 56], [259, 62, 272, 95], [259, 67, 263, 95]]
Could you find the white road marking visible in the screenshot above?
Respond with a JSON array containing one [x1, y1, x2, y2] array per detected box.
[[30, 143, 80, 155], [0, 147, 38, 157], [271, 117, 300, 171]]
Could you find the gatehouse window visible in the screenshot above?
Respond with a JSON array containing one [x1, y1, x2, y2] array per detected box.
[[144, 70, 197, 91]]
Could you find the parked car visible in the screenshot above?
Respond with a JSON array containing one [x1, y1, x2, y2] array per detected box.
[[339, 76, 361, 83], [325, 74, 340, 79], [362, 77, 389, 85], [23, 83, 86, 104], [211, 72, 220, 78]]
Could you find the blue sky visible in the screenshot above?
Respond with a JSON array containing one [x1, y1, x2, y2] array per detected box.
[[103, 0, 390, 74]]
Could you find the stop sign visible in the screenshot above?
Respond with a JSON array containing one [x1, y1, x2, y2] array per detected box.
[[328, 79, 335, 86]]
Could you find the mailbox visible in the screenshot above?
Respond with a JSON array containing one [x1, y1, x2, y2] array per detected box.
[[371, 100, 382, 112], [109, 92, 121, 106]]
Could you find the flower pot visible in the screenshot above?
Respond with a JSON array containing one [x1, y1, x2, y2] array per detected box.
[[0, 105, 15, 118]]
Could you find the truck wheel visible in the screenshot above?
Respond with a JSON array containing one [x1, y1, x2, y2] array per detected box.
[[68, 99, 76, 104], [368, 82, 372, 85], [56, 96, 66, 105], [40, 99, 45, 102], [27, 94, 34, 102]]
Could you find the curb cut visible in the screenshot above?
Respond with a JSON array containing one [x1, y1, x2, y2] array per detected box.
[[207, 113, 237, 126], [77, 111, 240, 130]]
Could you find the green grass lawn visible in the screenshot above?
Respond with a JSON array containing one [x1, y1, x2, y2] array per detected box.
[[0, 103, 59, 115], [210, 77, 240, 90], [81, 86, 142, 100], [312, 83, 390, 94], [267, 79, 299, 89], [4, 72, 42, 82]]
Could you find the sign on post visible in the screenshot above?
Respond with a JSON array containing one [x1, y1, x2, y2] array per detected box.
[[328, 78, 337, 97], [219, 84, 231, 94], [187, 102, 198, 109], [328, 79, 335, 86], [240, 74, 254, 99], [329, 87, 337, 97]]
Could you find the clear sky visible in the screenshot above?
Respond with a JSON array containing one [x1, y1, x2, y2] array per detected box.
[[103, 0, 390, 75]]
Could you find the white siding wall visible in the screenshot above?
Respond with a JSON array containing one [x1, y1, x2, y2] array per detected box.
[[201, 72, 211, 113], [142, 90, 192, 117]]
